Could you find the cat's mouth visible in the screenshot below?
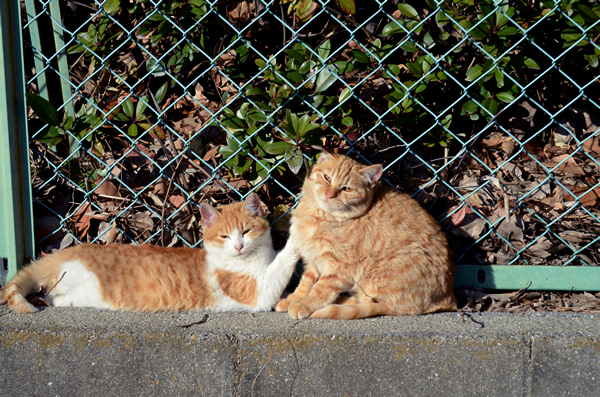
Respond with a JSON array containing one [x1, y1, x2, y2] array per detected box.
[[235, 247, 252, 257], [319, 197, 348, 213], [317, 195, 335, 208]]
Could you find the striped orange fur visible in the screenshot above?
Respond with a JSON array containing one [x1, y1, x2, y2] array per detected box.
[[275, 151, 457, 320], [0, 254, 64, 313]]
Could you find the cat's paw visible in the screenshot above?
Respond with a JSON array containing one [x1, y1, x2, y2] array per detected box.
[[287, 301, 314, 319], [275, 299, 291, 312]]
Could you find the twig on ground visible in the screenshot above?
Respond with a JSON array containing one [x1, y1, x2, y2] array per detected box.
[[177, 314, 210, 328], [251, 354, 273, 397]]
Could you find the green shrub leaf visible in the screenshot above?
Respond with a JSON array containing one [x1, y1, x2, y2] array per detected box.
[[155, 82, 169, 104], [122, 98, 134, 118], [349, 50, 370, 64], [315, 65, 338, 93], [127, 124, 138, 137], [382, 21, 406, 37], [524, 57, 540, 70], [286, 148, 303, 174], [103, 0, 121, 15], [135, 96, 148, 119], [496, 91, 515, 103], [341, 116, 353, 126], [338, 0, 356, 14], [318, 39, 331, 61], [400, 40, 418, 53], [397, 3, 419, 19], [266, 141, 294, 155], [462, 100, 479, 114], [339, 87, 352, 103], [25, 93, 61, 126], [466, 64, 484, 82]]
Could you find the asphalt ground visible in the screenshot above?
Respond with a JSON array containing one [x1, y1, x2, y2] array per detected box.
[[1, 307, 599, 396]]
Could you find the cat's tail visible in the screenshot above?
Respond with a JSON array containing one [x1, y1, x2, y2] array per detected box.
[[310, 301, 391, 320], [2, 256, 63, 314]]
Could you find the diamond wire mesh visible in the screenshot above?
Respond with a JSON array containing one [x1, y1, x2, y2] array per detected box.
[[21, 0, 600, 266]]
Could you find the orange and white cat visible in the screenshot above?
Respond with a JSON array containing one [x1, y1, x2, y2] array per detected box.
[[276, 151, 457, 320], [1, 194, 300, 314]]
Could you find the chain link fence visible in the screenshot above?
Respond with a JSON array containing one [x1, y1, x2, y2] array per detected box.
[[21, 0, 600, 269]]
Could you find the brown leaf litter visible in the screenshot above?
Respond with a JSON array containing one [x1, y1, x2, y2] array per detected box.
[[457, 286, 600, 315]]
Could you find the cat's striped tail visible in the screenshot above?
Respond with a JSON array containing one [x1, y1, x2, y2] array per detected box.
[[310, 301, 391, 320], [1, 258, 62, 314]]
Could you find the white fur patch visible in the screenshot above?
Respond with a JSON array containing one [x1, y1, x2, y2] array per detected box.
[[253, 239, 301, 311], [204, 230, 301, 312], [44, 260, 112, 309]]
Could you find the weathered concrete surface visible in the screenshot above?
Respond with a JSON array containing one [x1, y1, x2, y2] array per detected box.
[[1, 307, 599, 397]]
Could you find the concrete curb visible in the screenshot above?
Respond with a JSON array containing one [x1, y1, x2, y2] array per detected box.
[[1, 307, 599, 396]]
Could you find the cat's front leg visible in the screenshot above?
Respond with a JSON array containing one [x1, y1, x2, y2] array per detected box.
[[275, 266, 318, 312], [287, 273, 353, 319]]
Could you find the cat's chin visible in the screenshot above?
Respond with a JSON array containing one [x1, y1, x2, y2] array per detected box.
[[230, 251, 249, 258], [316, 198, 350, 215], [316, 197, 337, 212]]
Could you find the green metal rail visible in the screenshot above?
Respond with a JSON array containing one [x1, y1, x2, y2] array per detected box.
[[0, 0, 35, 282], [2, 0, 599, 291]]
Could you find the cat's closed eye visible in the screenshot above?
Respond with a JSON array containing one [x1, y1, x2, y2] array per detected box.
[[242, 229, 251, 236], [220, 235, 230, 239]]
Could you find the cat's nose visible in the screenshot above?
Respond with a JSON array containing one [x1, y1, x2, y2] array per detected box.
[[235, 244, 243, 252], [326, 190, 336, 200]]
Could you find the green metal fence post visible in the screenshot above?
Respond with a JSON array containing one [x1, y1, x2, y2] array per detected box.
[[0, 0, 35, 285], [455, 265, 599, 292]]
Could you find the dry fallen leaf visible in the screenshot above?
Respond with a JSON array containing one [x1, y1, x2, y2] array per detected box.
[[582, 137, 600, 158], [106, 222, 119, 244], [129, 212, 154, 231], [450, 205, 466, 227], [491, 215, 525, 249], [169, 195, 187, 210], [543, 154, 586, 175], [482, 132, 508, 148], [229, 0, 254, 19], [72, 202, 92, 239], [526, 236, 554, 259], [564, 185, 600, 208], [451, 212, 486, 239], [125, 144, 156, 166]]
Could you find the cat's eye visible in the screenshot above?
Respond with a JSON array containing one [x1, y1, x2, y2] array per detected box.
[[341, 186, 352, 192], [242, 229, 251, 236], [323, 174, 331, 182], [220, 235, 230, 239]]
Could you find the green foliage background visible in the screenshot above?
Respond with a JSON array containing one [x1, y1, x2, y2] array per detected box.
[[23, 0, 600, 265]]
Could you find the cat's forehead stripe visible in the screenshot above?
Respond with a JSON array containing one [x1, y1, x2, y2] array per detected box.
[[203, 201, 269, 242], [217, 202, 250, 228], [318, 156, 363, 183]]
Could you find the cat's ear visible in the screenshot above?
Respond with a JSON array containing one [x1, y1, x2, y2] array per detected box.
[[200, 203, 220, 228], [314, 147, 334, 164], [242, 193, 262, 217], [361, 164, 384, 187]]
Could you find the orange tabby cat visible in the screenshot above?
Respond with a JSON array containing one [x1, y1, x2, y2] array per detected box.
[[276, 151, 457, 319], [2, 194, 300, 313]]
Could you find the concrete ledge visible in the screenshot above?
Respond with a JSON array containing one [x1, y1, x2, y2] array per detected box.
[[1, 307, 599, 396]]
